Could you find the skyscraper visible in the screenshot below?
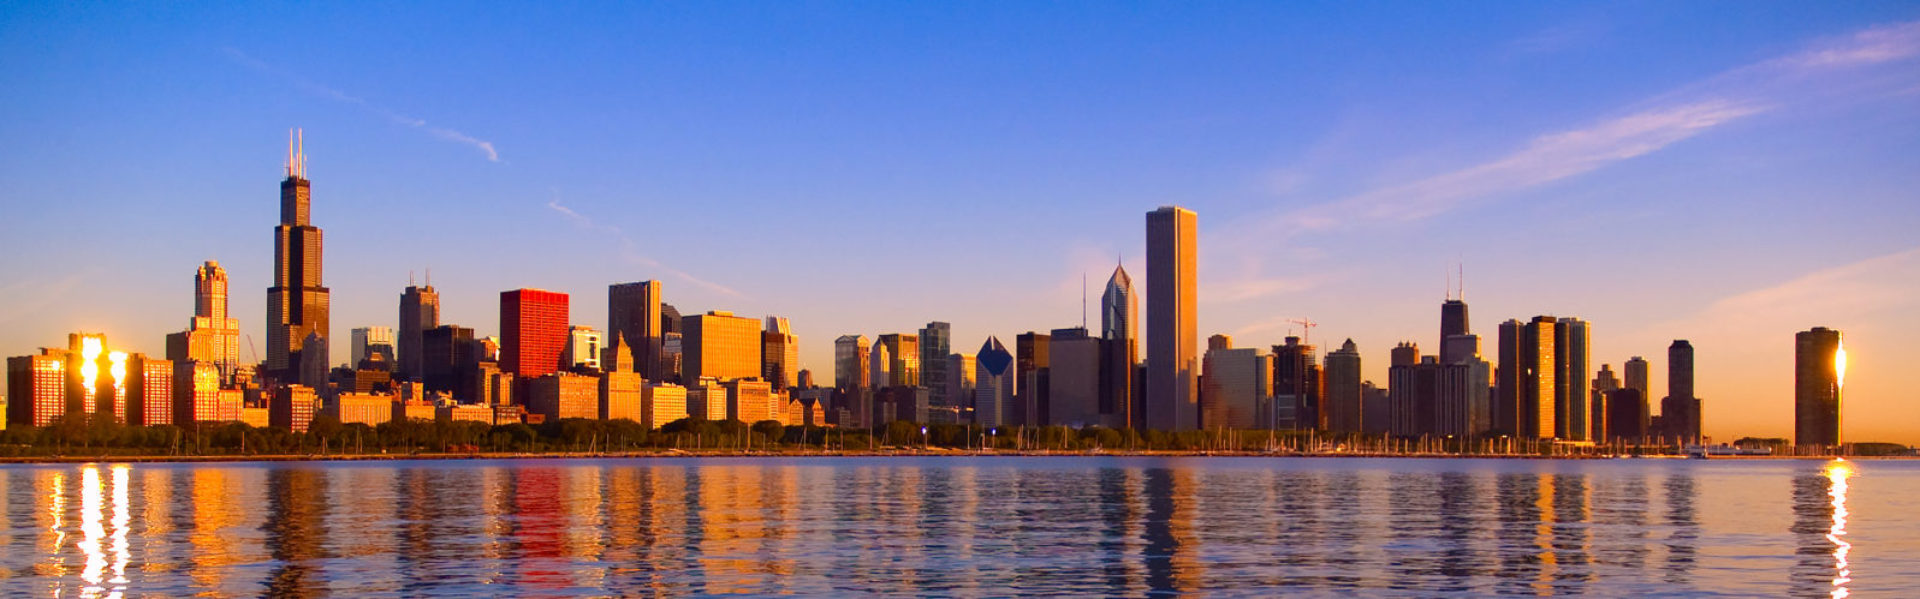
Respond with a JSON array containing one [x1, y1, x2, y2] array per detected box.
[[1015, 331, 1050, 427], [762, 316, 799, 390], [1146, 206, 1198, 432], [1664, 340, 1701, 442], [1102, 264, 1139, 429], [1048, 327, 1104, 428], [683, 311, 763, 382], [1794, 327, 1843, 449], [608, 281, 664, 381], [1554, 318, 1590, 440], [1592, 364, 1620, 441], [974, 337, 1014, 428], [167, 260, 243, 379], [350, 326, 395, 368], [1440, 300, 1469, 355], [564, 326, 602, 371], [1201, 337, 1269, 430], [918, 322, 951, 407], [1272, 336, 1323, 431], [834, 335, 870, 391], [1324, 339, 1362, 433], [398, 284, 440, 380], [877, 334, 921, 387], [1495, 317, 1558, 438], [266, 130, 330, 384], [500, 288, 570, 378], [1624, 356, 1650, 414]]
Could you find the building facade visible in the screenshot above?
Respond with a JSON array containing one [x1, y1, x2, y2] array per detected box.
[[1145, 205, 1198, 432], [500, 288, 570, 378]]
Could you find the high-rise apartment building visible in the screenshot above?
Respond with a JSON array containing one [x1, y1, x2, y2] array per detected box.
[[1553, 318, 1591, 440], [266, 131, 330, 383], [608, 281, 665, 381], [421, 325, 476, 396], [1272, 336, 1321, 431], [1795, 327, 1843, 449], [1663, 340, 1702, 442], [1624, 356, 1650, 416], [398, 284, 440, 380], [683, 311, 763, 382], [7, 351, 66, 427], [1496, 318, 1559, 438], [1145, 206, 1198, 432], [1324, 339, 1363, 433], [1591, 364, 1620, 441], [126, 353, 173, 427], [919, 322, 951, 407], [1015, 331, 1050, 427], [1102, 264, 1139, 429]]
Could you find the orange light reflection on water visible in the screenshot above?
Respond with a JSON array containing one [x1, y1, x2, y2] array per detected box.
[[1827, 461, 1853, 599]]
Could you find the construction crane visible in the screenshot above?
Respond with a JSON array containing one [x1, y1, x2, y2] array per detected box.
[[1287, 318, 1318, 346], [245, 334, 260, 365]]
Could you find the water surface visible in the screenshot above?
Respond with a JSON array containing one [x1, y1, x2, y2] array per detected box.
[[1, 456, 1912, 597]]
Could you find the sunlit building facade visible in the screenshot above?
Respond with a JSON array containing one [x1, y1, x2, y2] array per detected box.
[[1200, 339, 1269, 431], [683, 311, 763, 382], [600, 371, 643, 422], [351, 326, 396, 368], [608, 280, 665, 381], [834, 335, 870, 392], [7, 351, 66, 427], [918, 322, 950, 407], [500, 288, 570, 378], [564, 326, 603, 371], [1102, 264, 1139, 429], [398, 283, 440, 381], [1146, 206, 1199, 432], [266, 134, 331, 384], [127, 353, 173, 427], [528, 371, 598, 422], [270, 384, 317, 432], [642, 383, 689, 430], [762, 317, 799, 390], [877, 333, 920, 388]]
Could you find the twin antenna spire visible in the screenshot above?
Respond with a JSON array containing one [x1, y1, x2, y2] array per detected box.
[[1446, 261, 1466, 301], [285, 128, 307, 179]]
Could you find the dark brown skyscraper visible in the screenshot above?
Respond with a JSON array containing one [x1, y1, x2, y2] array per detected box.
[[608, 281, 664, 381], [1795, 327, 1843, 449], [1664, 340, 1701, 442], [398, 284, 440, 381], [266, 130, 330, 384]]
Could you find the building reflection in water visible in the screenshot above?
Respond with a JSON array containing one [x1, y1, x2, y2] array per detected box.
[[1140, 466, 1200, 595], [1663, 471, 1699, 584], [1794, 461, 1856, 598], [263, 466, 327, 597]]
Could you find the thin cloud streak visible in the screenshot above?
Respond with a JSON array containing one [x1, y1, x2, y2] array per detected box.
[[223, 47, 502, 162], [1263, 19, 1920, 237], [544, 197, 743, 299]]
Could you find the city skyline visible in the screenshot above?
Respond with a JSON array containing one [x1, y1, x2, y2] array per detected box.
[[2, 5, 1918, 442]]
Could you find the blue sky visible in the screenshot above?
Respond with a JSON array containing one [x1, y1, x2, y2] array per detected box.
[[3, 2, 1918, 441]]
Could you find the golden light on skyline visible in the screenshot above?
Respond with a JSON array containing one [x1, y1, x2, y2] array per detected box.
[[1835, 338, 1847, 390], [108, 351, 128, 399], [79, 336, 103, 395]]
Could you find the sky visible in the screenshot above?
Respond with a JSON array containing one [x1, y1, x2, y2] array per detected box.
[[2, 2, 1917, 442]]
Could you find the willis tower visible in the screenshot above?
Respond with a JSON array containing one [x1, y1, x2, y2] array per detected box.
[[267, 129, 330, 385]]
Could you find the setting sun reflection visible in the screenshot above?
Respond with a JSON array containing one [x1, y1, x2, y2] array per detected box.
[[1826, 461, 1853, 599]]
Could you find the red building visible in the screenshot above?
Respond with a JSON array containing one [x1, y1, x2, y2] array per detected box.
[[501, 288, 570, 378]]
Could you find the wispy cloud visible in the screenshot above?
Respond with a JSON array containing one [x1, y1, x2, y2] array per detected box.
[[224, 47, 501, 162], [1260, 19, 1920, 237], [545, 196, 743, 298]]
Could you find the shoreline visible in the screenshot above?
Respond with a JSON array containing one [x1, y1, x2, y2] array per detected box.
[[0, 450, 1889, 465]]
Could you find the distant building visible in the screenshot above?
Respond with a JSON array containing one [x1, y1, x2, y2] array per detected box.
[[350, 326, 396, 369], [1795, 327, 1844, 449], [1606, 388, 1648, 440], [608, 281, 665, 381], [919, 322, 951, 407], [328, 393, 393, 427], [1102, 264, 1139, 429], [834, 335, 870, 392], [266, 135, 330, 382], [724, 379, 778, 424], [564, 325, 602, 371], [270, 385, 317, 432], [166, 261, 243, 379], [1272, 336, 1321, 431], [172, 360, 222, 426], [762, 317, 799, 390], [600, 371, 643, 422], [1048, 327, 1104, 428], [1324, 340, 1363, 433], [398, 284, 440, 381], [946, 353, 976, 417], [126, 353, 173, 427], [1201, 337, 1269, 430], [1496, 317, 1586, 439], [974, 337, 1015, 428], [7, 351, 66, 427], [1591, 364, 1621, 441], [1662, 340, 1702, 442], [421, 325, 476, 397], [642, 383, 688, 429], [876, 333, 921, 388], [683, 311, 763, 382], [527, 372, 598, 421], [686, 378, 728, 421], [1015, 331, 1050, 427], [500, 288, 570, 378], [1146, 205, 1199, 432]]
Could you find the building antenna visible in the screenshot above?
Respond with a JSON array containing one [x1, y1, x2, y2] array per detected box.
[[426, 267, 431, 287], [1081, 271, 1088, 330], [409, 270, 415, 286], [1458, 261, 1465, 301]]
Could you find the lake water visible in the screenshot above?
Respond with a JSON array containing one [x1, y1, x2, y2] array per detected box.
[[0, 456, 1913, 597]]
